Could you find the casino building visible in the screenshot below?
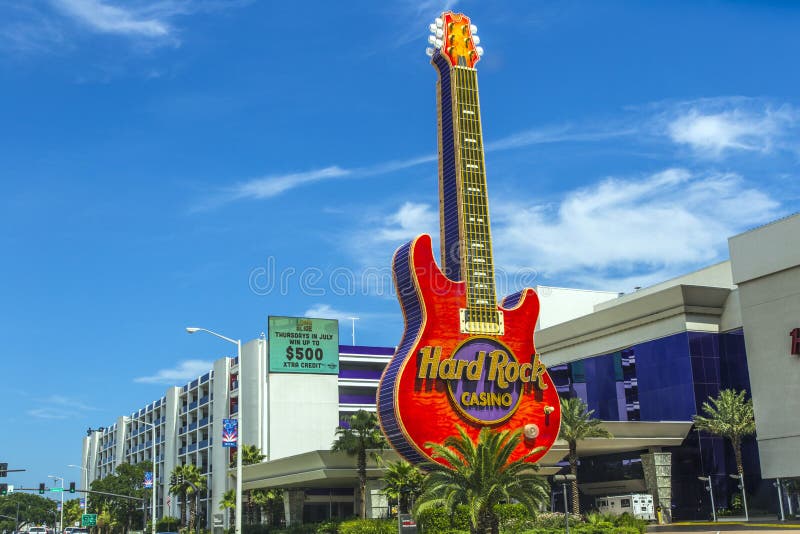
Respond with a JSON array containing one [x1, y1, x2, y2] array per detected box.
[[81, 212, 800, 525]]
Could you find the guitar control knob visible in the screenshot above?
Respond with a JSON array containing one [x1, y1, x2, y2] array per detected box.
[[523, 424, 540, 440], [544, 405, 555, 415]]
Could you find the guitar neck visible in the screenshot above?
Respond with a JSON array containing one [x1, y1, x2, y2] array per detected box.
[[435, 57, 498, 317]]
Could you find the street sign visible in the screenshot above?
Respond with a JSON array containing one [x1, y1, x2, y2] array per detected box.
[[81, 514, 97, 527], [51, 487, 64, 492], [398, 514, 417, 534]]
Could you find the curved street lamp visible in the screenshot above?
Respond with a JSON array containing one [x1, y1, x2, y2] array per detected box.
[[186, 326, 242, 534], [47, 475, 64, 533], [67, 465, 89, 514]]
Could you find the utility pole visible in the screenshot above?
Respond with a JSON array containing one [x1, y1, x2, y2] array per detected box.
[[348, 317, 359, 345], [553, 474, 576, 534]]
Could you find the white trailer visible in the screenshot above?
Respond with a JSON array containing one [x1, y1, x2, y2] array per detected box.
[[595, 493, 655, 521]]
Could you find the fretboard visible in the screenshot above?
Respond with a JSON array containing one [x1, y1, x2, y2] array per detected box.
[[452, 67, 497, 315], [434, 53, 499, 331]]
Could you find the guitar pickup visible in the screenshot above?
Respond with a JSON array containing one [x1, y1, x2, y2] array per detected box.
[[460, 309, 504, 335]]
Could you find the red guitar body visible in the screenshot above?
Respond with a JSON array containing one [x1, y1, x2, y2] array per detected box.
[[377, 234, 561, 466]]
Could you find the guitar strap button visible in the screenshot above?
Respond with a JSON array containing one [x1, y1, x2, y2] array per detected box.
[[523, 423, 539, 440]]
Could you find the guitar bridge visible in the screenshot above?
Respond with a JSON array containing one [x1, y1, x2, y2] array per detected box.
[[460, 309, 504, 335]]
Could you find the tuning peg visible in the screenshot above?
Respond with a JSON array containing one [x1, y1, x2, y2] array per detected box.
[[472, 35, 480, 45], [435, 17, 443, 28], [425, 47, 434, 57], [435, 39, 443, 48], [428, 35, 437, 45], [470, 24, 478, 34], [476, 46, 484, 56], [429, 23, 437, 33], [435, 28, 443, 38]]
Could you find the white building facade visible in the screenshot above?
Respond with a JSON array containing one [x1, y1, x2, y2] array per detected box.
[[80, 341, 393, 528]]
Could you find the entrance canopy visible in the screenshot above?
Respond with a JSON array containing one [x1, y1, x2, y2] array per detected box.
[[242, 421, 692, 491]]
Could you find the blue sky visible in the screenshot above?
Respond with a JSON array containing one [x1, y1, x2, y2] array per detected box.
[[1, 0, 799, 493]]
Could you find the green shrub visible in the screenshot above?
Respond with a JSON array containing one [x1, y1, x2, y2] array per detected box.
[[337, 519, 395, 534], [315, 519, 341, 534], [530, 512, 582, 529], [573, 522, 613, 534], [157, 516, 180, 532], [492, 503, 534, 534], [492, 503, 531, 523], [415, 506, 469, 534], [613, 512, 647, 533]]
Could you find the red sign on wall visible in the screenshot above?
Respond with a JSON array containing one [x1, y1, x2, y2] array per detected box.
[[790, 328, 800, 355]]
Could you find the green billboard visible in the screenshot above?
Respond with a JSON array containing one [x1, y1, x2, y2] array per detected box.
[[268, 316, 339, 374]]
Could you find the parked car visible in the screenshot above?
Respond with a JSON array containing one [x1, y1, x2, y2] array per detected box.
[[28, 527, 47, 534]]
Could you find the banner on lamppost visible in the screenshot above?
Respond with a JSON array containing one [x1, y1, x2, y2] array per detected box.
[[222, 419, 238, 448], [143, 472, 153, 489], [80, 498, 85, 507]]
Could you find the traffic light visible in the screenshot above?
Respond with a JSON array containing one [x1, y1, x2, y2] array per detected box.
[[69, 482, 76, 493], [0, 463, 7, 477], [39, 482, 46, 494], [0, 483, 8, 495], [170, 474, 176, 486]]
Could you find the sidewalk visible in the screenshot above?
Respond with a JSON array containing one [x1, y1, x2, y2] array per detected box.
[[648, 518, 800, 532]]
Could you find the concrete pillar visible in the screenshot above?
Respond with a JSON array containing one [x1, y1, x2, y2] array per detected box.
[[642, 451, 672, 523], [283, 489, 305, 526]]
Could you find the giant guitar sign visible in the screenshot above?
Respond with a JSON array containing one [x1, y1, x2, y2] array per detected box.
[[377, 12, 561, 467]]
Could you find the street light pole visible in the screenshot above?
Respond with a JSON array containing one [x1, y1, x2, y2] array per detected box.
[[67, 465, 89, 514], [776, 478, 785, 522], [729, 473, 749, 521], [553, 474, 576, 534], [128, 417, 157, 534], [698, 476, 716, 522], [48, 475, 64, 533], [186, 327, 242, 534]]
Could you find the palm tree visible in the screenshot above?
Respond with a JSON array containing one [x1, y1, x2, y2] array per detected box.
[[381, 460, 424, 514], [415, 426, 550, 534], [331, 410, 388, 518], [693, 389, 756, 479], [559, 396, 613, 515], [219, 488, 236, 528], [250, 488, 283, 526], [229, 444, 266, 524], [169, 464, 207, 530], [230, 444, 266, 467]]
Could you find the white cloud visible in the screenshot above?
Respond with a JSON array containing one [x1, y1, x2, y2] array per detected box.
[[26, 394, 99, 419], [304, 304, 358, 323], [134, 359, 213, 384], [492, 168, 781, 290], [27, 407, 70, 420], [52, 0, 171, 37], [374, 202, 438, 242], [231, 166, 351, 200], [486, 123, 637, 152], [664, 99, 798, 157]]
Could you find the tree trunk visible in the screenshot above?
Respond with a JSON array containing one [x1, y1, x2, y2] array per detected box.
[[489, 511, 499, 534], [733, 436, 744, 476], [358, 448, 367, 519], [399, 494, 409, 515], [569, 443, 580, 515]]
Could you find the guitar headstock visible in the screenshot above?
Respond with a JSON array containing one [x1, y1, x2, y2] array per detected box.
[[426, 12, 484, 68]]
